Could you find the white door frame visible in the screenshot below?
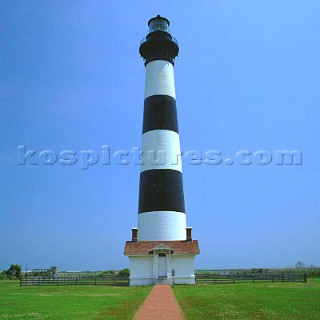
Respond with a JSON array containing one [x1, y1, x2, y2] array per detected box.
[[158, 254, 167, 276], [152, 250, 172, 280]]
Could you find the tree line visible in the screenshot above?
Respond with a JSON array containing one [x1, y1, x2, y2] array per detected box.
[[0, 265, 58, 280]]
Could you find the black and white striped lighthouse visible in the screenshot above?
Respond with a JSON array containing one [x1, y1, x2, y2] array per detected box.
[[124, 15, 199, 286], [138, 15, 185, 241]]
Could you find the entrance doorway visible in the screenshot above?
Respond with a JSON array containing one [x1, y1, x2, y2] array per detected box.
[[158, 253, 167, 277]]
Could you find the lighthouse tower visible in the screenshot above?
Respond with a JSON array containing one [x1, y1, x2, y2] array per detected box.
[[124, 15, 200, 286]]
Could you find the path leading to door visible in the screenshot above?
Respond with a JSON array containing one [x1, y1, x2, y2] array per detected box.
[[135, 285, 184, 320]]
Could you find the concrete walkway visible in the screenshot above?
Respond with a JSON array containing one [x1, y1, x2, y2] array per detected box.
[[135, 285, 184, 320]]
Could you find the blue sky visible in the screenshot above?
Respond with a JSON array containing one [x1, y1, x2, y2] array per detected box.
[[1, 0, 319, 271]]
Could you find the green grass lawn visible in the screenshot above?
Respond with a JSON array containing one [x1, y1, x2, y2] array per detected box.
[[173, 278, 320, 320], [0, 281, 152, 320], [2, 279, 320, 320]]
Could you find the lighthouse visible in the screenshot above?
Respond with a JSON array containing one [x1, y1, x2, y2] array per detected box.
[[124, 15, 200, 286]]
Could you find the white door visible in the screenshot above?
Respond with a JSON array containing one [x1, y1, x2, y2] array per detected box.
[[158, 255, 167, 277]]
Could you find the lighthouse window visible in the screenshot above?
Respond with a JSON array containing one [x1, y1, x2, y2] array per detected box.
[[149, 19, 169, 33], [159, 253, 166, 257]]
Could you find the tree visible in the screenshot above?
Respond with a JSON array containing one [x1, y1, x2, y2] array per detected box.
[[0, 271, 8, 280], [295, 261, 306, 269], [105, 270, 115, 275], [119, 268, 130, 277], [48, 266, 57, 276], [5, 264, 22, 278]]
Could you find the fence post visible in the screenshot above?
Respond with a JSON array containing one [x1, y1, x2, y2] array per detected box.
[[282, 274, 284, 283], [95, 277, 97, 286]]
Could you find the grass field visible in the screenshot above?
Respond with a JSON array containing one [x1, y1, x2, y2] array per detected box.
[[1, 279, 320, 319], [173, 278, 320, 320], [0, 281, 151, 320]]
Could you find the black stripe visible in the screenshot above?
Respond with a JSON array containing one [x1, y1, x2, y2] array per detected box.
[[143, 95, 179, 134], [138, 169, 185, 214]]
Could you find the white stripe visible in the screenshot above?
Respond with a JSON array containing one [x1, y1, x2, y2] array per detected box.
[[144, 60, 176, 99], [138, 211, 186, 241], [141, 130, 182, 172]]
